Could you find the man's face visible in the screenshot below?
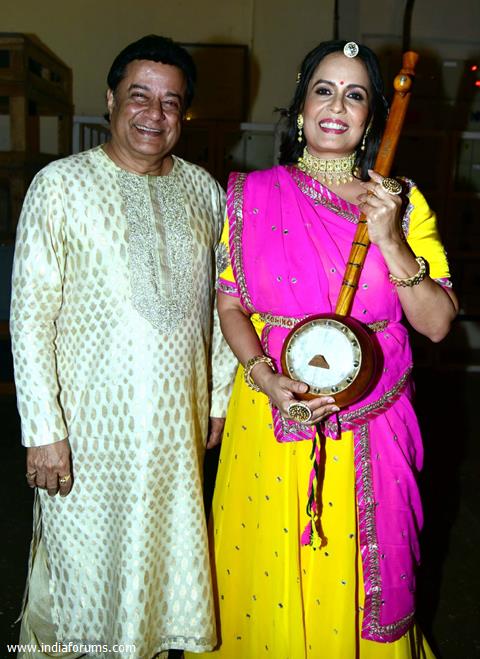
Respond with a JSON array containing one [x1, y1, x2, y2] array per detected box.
[[107, 59, 187, 165]]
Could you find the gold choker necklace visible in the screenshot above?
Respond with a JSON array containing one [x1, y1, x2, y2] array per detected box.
[[297, 148, 356, 185]]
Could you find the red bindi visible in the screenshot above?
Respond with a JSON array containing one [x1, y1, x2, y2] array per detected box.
[[339, 80, 345, 85]]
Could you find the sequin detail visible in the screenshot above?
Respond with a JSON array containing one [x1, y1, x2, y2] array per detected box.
[[216, 241, 230, 277], [435, 277, 453, 288], [367, 320, 389, 333], [120, 168, 194, 332], [217, 280, 238, 295], [400, 178, 415, 236]]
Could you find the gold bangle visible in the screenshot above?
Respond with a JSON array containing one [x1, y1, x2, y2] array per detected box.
[[388, 256, 428, 287], [244, 355, 275, 392]]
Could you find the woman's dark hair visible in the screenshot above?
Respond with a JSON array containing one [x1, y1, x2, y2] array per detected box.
[[279, 40, 388, 180], [107, 35, 196, 110]]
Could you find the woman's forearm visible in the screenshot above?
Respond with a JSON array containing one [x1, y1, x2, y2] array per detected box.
[[217, 294, 281, 392], [380, 241, 458, 342], [219, 305, 263, 365], [399, 281, 458, 342]]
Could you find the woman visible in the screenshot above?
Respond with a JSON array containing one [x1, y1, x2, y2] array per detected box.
[[191, 41, 458, 658]]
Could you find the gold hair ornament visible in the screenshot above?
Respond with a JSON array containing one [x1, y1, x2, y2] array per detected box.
[[344, 42, 359, 58]]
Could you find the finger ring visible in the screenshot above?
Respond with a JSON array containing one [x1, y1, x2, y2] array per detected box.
[[59, 474, 71, 485], [287, 402, 312, 423], [381, 177, 402, 195], [26, 471, 37, 479]]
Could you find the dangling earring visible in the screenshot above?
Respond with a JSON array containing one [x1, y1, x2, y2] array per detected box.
[[297, 114, 304, 143], [360, 120, 372, 151]]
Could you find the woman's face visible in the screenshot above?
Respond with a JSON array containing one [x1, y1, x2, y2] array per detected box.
[[302, 51, 371, 159]]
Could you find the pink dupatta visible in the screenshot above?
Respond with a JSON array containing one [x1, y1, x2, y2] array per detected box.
[[221, 166, 425, 642]]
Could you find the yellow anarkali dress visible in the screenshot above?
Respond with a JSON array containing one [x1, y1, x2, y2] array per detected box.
[[188, 175, 450, 659]]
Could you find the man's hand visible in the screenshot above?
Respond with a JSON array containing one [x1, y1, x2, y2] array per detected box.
[[206, 417, 225, 449], [26, 438, 73, 497]]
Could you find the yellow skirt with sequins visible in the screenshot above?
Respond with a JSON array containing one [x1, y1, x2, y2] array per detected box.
[[187, 365, 435, 659]]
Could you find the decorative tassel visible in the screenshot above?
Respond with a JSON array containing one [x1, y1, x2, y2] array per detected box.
[[301, 432, 327, 548], [301, 522, 314, 546]]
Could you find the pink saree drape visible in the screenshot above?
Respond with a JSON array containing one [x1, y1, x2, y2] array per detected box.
[[222, 166, 424, 643]]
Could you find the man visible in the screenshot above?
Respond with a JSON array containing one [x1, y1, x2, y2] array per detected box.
[[11, 35, 235, 658]]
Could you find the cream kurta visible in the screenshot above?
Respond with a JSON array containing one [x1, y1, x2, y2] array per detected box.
[[10, 146, 236, 657]]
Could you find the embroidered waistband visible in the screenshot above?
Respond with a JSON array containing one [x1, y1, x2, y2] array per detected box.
[[259, 312, 307, 328], [367, 320, 389, 333], [259, 312, 388, 333]]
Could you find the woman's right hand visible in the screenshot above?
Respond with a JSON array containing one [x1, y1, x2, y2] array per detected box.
[[253, 364, 340, 424]]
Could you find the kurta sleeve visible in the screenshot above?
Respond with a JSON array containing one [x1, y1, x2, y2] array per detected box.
[[10, 170, 68, 447], [209, 186, 237, 418], [405, 184, 452, 287]]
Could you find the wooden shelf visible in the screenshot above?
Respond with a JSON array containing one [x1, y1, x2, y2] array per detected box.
[[0, 33, 73, 237]]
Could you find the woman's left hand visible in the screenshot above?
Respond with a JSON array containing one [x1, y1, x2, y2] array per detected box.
[[357, 170, 404, 250]]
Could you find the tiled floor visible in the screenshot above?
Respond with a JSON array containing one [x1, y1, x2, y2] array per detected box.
[[1, 369, 479, 658]]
